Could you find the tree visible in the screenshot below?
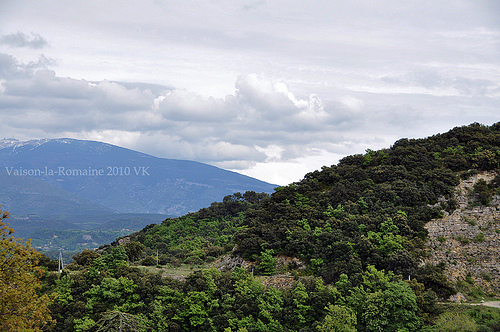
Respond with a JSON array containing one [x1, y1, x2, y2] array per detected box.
[[123, 242, 145, 262], [92, 311, 149, 332], [0, 207, 55, 331], [359, 281, 421, 332], [259, 249, 276, 276], [380, 281, 422, 331], [71, 249, 100, 268], [317, 304, 356, 332], [291, 282, 311, 326], [84, 276, 142, 313], [434, 312, 477, 332]]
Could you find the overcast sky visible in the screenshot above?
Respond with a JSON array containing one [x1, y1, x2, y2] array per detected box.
[[0, 0, 499, 185]]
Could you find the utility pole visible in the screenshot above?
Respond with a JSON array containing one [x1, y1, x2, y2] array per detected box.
[[58, 251, 64, 273]]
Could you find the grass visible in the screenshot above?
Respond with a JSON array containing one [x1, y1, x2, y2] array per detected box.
[[436, 302, 500, 331], [135, 263, 212, 278]]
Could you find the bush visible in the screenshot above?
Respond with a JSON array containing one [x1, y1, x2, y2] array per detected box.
[[473, 179, 493, 205], [184, 256, 203, 265], [473, 233, 485, 243], [457, 236, 470, 244], [258, 249, 277, 276], [434, 312, 477, 331], [465, 217, 477, 226], [480, 272, 492, 282], [142, 256, 157, 266]]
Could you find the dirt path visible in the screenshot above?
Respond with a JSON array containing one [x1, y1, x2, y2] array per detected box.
[[481, 301, 500, 308]]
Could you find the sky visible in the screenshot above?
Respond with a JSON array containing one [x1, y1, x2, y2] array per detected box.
[[0, 0, 499, 186]]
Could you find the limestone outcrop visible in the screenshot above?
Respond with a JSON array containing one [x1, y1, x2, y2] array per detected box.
[[425, 171, 500, 294]]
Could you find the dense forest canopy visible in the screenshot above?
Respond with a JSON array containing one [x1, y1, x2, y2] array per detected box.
[[235, 122, 500, 283], [4, 122, 500, 331]]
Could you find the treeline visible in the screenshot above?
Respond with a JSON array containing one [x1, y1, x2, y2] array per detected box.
[[96, 191, 269, 267], [42, 252, 434, 331]]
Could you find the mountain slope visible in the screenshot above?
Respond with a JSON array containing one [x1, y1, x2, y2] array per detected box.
[[0, 169, 114, 217], [232, 122, 500, 288], [0, 138, 277, 216], [425, 170, 500, 294], [37, 122, 500, 332]]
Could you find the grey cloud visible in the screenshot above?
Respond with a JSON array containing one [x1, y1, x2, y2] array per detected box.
[[1, 55, 498, 170], [25, 54, 58, 71], [0, 53, 56, 80], [0, 0, 497, 185], [0, 62, 347, 163], [108, 81, 173, 96], [243, 0, 266, 11], [0, 65, 161, 132], [453, 77, 499, 96], [157, 90, 232, 122], [155, 74, 329, 132], [0, 54, 27, 79], [234, 75, 297, 117], [380, 70, 500, 97], [0, 32, 48, 49]]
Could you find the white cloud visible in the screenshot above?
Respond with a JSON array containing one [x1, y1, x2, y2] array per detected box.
[[255, 145, 285, 162], [0, 0, 498, 185], [1, 55, 498, 185]]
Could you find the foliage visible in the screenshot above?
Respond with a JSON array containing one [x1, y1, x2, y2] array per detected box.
[[233, 123, 500, 293], [111, 192, 269, 266], [434, 312, 477, 331], [91, 311, 148, 332], [317, 304, 356, 332], [69, 249, 101, 269], [29, 122, 500, 331], [0, 207, 55, 331], [258, 249, 277, 276]]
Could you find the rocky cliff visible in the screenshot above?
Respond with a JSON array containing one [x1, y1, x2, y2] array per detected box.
[[425, 171, 500, 295]]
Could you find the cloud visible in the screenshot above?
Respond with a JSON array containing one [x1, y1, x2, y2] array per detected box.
[[156, 89, 232, 122], [0, 0, 498, 187], [380, 70, 500, 97], [1, 52, 498, 185], [0, 58, 349, 168], [243, 0, 266, 11], [0, 32, 49, 49], [0, 53, 56, 80]]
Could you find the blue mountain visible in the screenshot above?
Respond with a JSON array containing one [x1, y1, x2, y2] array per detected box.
[[0, 138, 277, 217]]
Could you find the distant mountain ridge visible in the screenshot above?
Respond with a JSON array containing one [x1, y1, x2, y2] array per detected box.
[[0, 138, 276, 216], [0, 138, 276, 249]]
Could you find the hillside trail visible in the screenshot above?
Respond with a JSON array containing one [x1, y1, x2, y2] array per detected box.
[[480, 301, 500, 308], [463, 301, 500, 308]]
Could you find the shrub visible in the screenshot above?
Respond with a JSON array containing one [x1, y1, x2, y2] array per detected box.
[[184, 256, 203, 265], [142, 256, 157, 266], [457, 236, 470, 244], [480, 272, 492, 282], [473, 179, 493, 205], [434, 312, 477, 331], [473, 233, 485, 243], [465, 217, 477, 226]]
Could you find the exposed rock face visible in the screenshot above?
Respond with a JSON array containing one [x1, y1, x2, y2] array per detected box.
[[212, 254, 305, 289], [212, 254, 257, 272], [425, 171, 500, 294]]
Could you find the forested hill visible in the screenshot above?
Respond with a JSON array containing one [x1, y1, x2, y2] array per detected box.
[[234, 122, 500, 283], [34, 122, 500, 331], [124, 122, 500, 283]]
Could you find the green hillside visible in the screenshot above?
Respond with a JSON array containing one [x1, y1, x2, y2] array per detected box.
[[9, 122, 500, 331]]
